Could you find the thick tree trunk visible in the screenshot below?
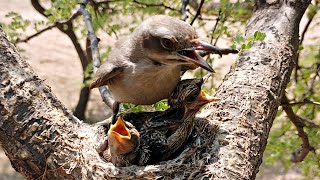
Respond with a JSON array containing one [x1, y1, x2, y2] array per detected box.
[[0, 0, 309, 179]]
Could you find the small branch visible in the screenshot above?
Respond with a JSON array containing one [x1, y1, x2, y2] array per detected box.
[[181, 0, 190, 21], [294, 5, 317, 82], [301, 64, 319, 98], [16, 24, 55, 43], [281, 95, 315, 163], [15, 11, 81, 44], [299, 116, 320, 128], [95, 0, 123, 4], [198, 17, 218, 21], [300, 11, 316, 44], [281, 99, 320, 107], [190, 0, 205, 25], [133, 0, 180, 13], [210, 9, 221, 44], [79, 0, 115, 109], [199, 48, 238, 57], [219, 48, 239, 54]]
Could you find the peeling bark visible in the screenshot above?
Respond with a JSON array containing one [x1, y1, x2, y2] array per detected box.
[[0, 0, 309, 179]]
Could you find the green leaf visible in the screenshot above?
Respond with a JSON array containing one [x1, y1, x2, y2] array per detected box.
[[254, 31, 260, 40], [235, 33, 245, 43], [245, 42, 252, 49], [154, 100, 169, 111], [259, 32, 266, 41]]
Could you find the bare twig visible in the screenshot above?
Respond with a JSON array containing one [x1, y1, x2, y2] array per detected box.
[[281, 95, 315, 163], [15, 11, 81, 44], [133, 0, 180, 13], [95, 0, 123, 5], [198, 17, 218, 21], [181, 0, 190, 21], [294, 5, 317, 82], [190, 0, 205, 25], [301, 64, 320, 98], [299, 116, 320, 128], [282, 99, 320, 106], [210, 10, 221, 44], [199, 48, 238, 57], [300, 12, 316, 45], [79, 0, 115, 109]]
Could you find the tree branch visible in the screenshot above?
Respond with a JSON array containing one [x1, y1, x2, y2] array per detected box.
[[300, 4, 317, 44], [281, 95, 315, 162], [190, 0, 205, 25], [132, 0, 180, 13], [210, 9, 221, 44], [281, 99, 320, 106], [15, 11, 81, 44], [181, 0, 190, 21], [79, 0, 115, 109], [294, 2, 318, 82], [303, 64, 320, 96], [199, 48, 238, 57]]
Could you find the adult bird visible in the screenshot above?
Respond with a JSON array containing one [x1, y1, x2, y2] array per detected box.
[[101, 76, 220, 166], [90, 15, 222, 123]]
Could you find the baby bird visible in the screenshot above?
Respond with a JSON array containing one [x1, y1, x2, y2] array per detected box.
[[103, 116, 140, 167], [103, 76, 219, 166]]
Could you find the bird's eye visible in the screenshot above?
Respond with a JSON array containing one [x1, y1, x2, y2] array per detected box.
[[160, 38, 174, 50]]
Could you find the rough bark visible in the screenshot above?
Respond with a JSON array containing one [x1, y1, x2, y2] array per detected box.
[[0, 0, 309, 179]]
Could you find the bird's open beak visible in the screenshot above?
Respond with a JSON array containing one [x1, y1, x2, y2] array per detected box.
[[195, 41, 222, 57], [108, 116, 134, 154], [176, 40, 222, 73], [198, 90, 220, 104]]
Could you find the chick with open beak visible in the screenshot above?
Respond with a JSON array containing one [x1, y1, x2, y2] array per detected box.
[[90, 15, 222, 124], [104, 116, 140, 167], [103, 76, 219, 166]]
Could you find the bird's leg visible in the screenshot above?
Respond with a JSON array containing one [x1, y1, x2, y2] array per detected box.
[[111, 101, 120, 124]]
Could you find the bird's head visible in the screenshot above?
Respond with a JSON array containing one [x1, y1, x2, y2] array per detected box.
[[168, 74, 220, 110], [132, 15, 221, 72], [107, 116, 140, 158]]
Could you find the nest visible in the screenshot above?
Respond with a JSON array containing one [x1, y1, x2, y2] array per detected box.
[[95, 117, 220, 179]]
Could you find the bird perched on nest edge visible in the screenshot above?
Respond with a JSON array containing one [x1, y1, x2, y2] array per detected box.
[[101, 76, 220, 166], [90, 15, 222, 124]]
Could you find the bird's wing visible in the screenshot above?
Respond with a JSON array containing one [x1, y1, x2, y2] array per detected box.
[[89, 63, 124, 89], [90, 37, 132, 89]]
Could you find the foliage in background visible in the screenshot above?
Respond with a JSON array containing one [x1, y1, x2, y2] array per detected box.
[[2, 12, 31, 42], [263, 2, 320, 176], [231, 31, 266, 50], [0, 0, 319, 177]]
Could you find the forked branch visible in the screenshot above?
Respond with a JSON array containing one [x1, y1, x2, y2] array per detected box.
[[281, 95, 315, 162]]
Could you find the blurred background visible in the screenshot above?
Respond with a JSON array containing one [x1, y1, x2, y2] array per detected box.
[[0, 0, 319, 179]]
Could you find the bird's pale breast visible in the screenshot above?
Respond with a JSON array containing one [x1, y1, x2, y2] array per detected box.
[[108, 61, 181, 105]]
